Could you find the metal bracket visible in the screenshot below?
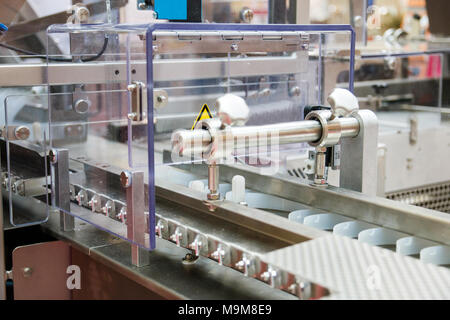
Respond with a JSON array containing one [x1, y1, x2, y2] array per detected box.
[[50, 149, 75, 232], [122, 171, 149, 267], [127, 81, 147, 122], [340, 110, 379, 196]]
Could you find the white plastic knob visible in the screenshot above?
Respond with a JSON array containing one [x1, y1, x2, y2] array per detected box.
[[231, 175, 246, 203], [327, 88, 359, 118], [216, 94, 250, 127], [189, 180, 205, 193]]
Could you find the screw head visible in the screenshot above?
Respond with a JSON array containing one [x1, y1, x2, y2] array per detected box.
[[290, 86, 301, 97], [240, 8, 254, 23], [73, 99, 90, 114], [231, 43, 239, 52], [120, 171, 132, 188], [22, 267, 33, 278], [127, 112, 138, 121], [14, 126, 30, 140]]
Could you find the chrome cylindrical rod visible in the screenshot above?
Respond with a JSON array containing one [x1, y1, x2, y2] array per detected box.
[[207, 163, 220, 200], [172, 117, 360, 159]]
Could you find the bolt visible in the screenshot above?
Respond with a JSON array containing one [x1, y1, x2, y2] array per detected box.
[[14, 126, 30, 140], [120, 171, 132, 188], [290, 86, 301, 97], [22, 267, 33, 278], [13, 181, 23, 195], [117, 207, 127, 223], [127, 112, 138, 121], [127, 83, 137, 92], [155, 221, 164, 238], [231, 43, 239, 52], [182, 252, 198, 264], [261, 267, 278, 286], [211, 245, 226, 265], [157, 95, 167, 103], [288, 283, 298, 295], [73, 99, 90, 114], [354, 15, 363, 27], [188, 236, 203, 256], [170, 228, 183, 246], [2, 177, 8, 189], [240, 8, 254, 23], [101, 200, 114, 217], [235, 260, 245, 270], [76, 7, 90, 23], [207, 163, 220, 200], [138, 2, 148, 9], [88, 195, 100, 212], [75, 190, 87, 206], [259, 88, 271, 97]]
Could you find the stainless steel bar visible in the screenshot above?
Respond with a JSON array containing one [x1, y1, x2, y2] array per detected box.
[[207, 163, 220, 200], [173, 118, 360, 158], [51, 149, 75, 232], [125, 171, 149, 267], [0, 54, 307, 87]]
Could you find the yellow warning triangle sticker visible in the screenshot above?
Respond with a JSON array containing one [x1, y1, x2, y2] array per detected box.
[[191, 104, 213, 130]]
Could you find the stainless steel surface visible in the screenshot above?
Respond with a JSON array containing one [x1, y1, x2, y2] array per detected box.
[[340, 110, 379, 196], [52, 149, 74, 232], [180, 162, 450, 246], [125, 171, 149, 267], [387, 181, 450, 213], [207, 163, 220, 200], [173, 117, 360, 159], [263, 235, 450, 299], [152, 31, 310, 54], [0, 54, 308, 87], [40, 209, 296, 300]]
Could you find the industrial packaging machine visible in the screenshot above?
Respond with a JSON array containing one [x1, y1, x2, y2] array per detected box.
[[0, 17, 449, 300]]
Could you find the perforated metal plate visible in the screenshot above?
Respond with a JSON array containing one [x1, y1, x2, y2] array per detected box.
[[262, 235, 450, 299], [387, 181, 450, 213]]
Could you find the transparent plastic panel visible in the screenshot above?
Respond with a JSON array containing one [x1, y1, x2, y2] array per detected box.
[[149, 24, 354, 188], [46, 24, 152, 249], [3, 94, 50, 227]]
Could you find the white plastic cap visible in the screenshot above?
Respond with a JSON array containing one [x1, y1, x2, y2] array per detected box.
[[327, 88, 359, 118], [189, 180, 205, 193], [216, 94, 250, 127], [231, 175, 246, 203]]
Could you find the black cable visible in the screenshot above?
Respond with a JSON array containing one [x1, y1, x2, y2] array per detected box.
[[0, 36, 109, 62]]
